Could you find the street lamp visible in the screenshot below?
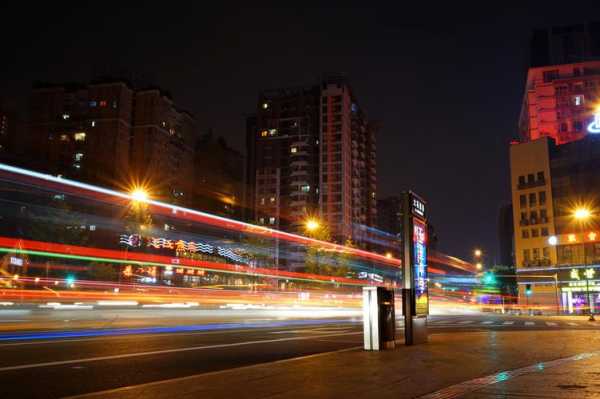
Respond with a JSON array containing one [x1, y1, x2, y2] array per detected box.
[[572, 207, 596, 320], [574, 207, 592, 221], [474, 249, 482, 258], [305, 219, 320, 233], [476, 262, 483, 271], [131, 188, 149, 203], [385, 252, 393, 259]]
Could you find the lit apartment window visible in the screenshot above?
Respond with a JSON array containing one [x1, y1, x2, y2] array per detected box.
[[269, 217, 276, 225], [523, 249, 530, 262], [99, 100, 107, 107], [91, 121, 96, 127], [74, 152, 84, 161], [89, 101, 97, 108], [574, 95, 584, 106], [74, 132, 86, 141], [60, 134, 69, 141], [290, 147, 298, 153], [522, 230, 529, 239], [268, 129, 277, 136], [62, 113, 70, 120], [262, 102, 269, 110], [301, 185, 310, 193], [269, 197, 276, 203], [112, 100, 118, 109], [259, 217, 265, 224], [260, 198, 265, 205], [532, 248, 540, 260], [260, 130, 268, 137]]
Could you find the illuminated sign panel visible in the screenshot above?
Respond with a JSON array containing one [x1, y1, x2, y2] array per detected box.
[[588, 111, 600, 134], [412, 218, 428, 315], [411, 197, 426, 218]]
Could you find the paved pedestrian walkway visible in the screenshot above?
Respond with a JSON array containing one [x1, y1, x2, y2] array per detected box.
[[69, 329, 600, 399]]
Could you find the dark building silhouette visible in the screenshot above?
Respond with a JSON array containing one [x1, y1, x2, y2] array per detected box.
[[23, 80, 196, 205], [194, 131, 244, 219], [530, 21, 600, 67]]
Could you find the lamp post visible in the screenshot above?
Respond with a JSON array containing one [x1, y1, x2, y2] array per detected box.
[[573, 207, 595, 320]]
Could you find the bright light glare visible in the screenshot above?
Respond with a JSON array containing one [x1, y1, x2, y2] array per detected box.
[[476, 263, 483, 270], [574, 208, 591, 220], [474, 249, 482, 257], [131, 188, 149, 202], [385, 252, 393, 259], [305, 219, 320, 231], [548, 235, 558, 246]]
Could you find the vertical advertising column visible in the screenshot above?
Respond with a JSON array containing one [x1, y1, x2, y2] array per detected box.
[[402, 191, 429, 345]]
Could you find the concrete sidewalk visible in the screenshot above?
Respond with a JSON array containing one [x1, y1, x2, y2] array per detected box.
[[70, 329, 600, 399]]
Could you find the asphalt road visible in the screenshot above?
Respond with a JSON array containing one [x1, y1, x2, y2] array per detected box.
[[1, 313, 599, 398]]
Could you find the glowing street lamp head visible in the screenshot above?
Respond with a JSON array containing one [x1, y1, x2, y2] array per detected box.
[[385, 252, 393, 259], [574, 207, 592, 220], [476, 262, 483, 270], [474, 249, 482, 257], [305, 219, 320, 232], [548, 235, 558, 246], [131, 188, 149, 202]]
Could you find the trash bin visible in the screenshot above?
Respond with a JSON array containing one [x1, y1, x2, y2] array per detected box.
[[363, 286, 395, 350]]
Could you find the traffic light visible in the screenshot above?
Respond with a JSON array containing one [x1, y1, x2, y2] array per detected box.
[[65, 275, 76, 287], [482, 271, 497, 286], [525, 284, 532, 296]]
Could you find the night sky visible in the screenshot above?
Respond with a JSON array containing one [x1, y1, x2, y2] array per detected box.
[[3, 2, 600, 261]]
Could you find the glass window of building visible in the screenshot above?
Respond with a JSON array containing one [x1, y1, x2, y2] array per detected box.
[[518, 176, 525, 186], [540, 209, 548, 220], [523, 249, 531, 262], [539, 191, 546, 205], [541, 227, 549, 236], [537, 171, 545, 182], [531, 229, 539, 238], [530, 210, 538, 222], [522, 230, 530, 239], [527, 174, 534, 184], [543, 247, 550, 259], [529, 193, 537, 207], [520, 195, 527, 208], [533, 248, 540, 260], [521, 212, 527, 221]]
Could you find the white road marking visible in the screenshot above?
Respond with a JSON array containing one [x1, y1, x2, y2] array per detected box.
[[546, 322, 558, 327], [0, 331, 361, 372], [502, 321, 514, 325], [458, 321, 474, 325], [524, 321, 535, 326], [481, 321, 494, 325]]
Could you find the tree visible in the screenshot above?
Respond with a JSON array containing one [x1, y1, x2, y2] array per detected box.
[[87, 262, 119, 282]]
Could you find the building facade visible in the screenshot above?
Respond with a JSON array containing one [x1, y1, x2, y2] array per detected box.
[[246, 76, 378, 247], [25, 81, 196, 205], [510, 136, 600, 313], [519, 60, 600, 145]]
